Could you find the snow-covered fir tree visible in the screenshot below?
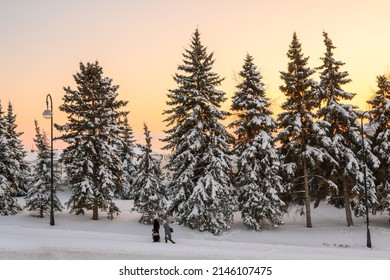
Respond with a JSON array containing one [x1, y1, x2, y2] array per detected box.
[[162, 29, 237, 235], [119, 116, 137, 199], [0, 101, 21, 215], [229, 53, 285, 230], [56, 61, 128, 220], [276, 32, 329, 228], [316, 31, 379, 226], [132, 123, 166, 224], [5, 101, 28, 196], [24, 120, 63, 217], [367, 74, 390, 214]]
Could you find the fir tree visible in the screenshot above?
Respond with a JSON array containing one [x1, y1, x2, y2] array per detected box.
[[230, 54, 285, 230], [5, 101, 28, 196], [276, 32, 327, 228], [367, 74, 390, 214], [0, 101, 21, 215], [132, 123, 166, 224], [316, 31, 379, 226], [24, 120, 63, 217], [162, 29, 237, 234], [56, 61, 128, 220], [119, 116, 137, 199]]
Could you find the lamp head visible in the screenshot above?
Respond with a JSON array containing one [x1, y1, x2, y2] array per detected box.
[[42, 109, 53, 119]]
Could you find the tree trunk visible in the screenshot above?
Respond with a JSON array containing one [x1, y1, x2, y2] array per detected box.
[[92, 202, 99, 220], [303, 159, 312, 228], [343, 177, 353, 226]]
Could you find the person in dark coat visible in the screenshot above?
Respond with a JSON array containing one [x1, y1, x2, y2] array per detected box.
[[152, 219, 160, 242], [163, 220, 175, 244]]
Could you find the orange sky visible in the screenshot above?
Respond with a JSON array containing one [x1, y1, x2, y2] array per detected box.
[[1, 0, 389, 153]]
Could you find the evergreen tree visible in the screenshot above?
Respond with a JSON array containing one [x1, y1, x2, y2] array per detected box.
[[5, 101, 28, 196], [367, 74, 390, 214], [24, 120, 63, 217], [162, 29, 237, 234], [56, 61, 128, 220], [119, 116, 137, 199], [132, 123, 166, 224], [0, 101, 21, 215], [316, 31, 379, 226], [276, 32, 327, 228], [230, 53, 285, 230]]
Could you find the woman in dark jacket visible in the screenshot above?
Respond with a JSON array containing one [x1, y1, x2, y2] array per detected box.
[[152, 219, 160, 242]]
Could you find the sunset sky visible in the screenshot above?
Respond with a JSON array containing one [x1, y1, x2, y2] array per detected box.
[[1, 0, 389, 152]]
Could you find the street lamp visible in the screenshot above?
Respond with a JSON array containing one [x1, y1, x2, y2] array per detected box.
[[43, 94, 55, 226], [360, 111, 372, 248]]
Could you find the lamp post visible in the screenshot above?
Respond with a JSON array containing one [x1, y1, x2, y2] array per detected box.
[[43, 94, 55, 226], [360, 112, 371, 248]]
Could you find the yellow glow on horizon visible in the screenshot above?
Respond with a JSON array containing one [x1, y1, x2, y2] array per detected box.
[[1, 0, 389, 153]]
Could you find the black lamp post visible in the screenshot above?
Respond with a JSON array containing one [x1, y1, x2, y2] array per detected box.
[[360, 112, 371, 248], [43, 94, 55, 226]]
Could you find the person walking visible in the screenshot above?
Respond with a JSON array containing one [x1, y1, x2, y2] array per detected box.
[[152, 218, 160, 242], [163, 220, 175, 244]]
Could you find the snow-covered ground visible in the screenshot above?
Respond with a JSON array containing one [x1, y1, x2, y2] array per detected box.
[[1, 191, 389, 279], [1, 191, 389, 260]]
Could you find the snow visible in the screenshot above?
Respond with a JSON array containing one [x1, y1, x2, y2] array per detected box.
[[1, 191, 389, 279], [1, 191, 389, 260]]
